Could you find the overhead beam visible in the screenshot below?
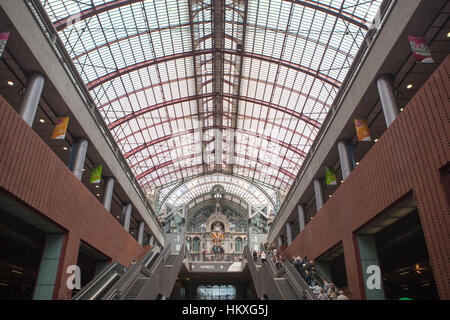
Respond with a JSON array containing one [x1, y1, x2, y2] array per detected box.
[[86, 49, 341, 90]]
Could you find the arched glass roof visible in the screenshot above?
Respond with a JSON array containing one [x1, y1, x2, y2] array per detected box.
[[41, 0, 382, 209]]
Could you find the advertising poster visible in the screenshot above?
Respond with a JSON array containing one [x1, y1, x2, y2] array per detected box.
[[90, 165, 103, 184], [355, 119, 371, 141], [325, 167, 337, 185], [51, 117, 69, 140], [408, 35, 434, 63]]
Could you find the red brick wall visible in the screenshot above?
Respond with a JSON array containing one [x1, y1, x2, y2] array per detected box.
[[285, 54, 450, 299], [0, 96, 146, 299]]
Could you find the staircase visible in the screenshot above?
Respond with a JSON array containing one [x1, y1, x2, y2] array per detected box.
[[274, 278, 299, 300]]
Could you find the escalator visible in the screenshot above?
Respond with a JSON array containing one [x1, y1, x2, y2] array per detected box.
[[243, 246, 317, 300], [72, 242, 185, 300]]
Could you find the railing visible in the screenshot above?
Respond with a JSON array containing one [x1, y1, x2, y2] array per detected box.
[[102, 245, 162, 300], [278, 251, 343, 300], [187, 253, 243, 263], [71, 262, 126, 300]]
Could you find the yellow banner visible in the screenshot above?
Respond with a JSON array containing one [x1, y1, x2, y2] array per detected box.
[[355, 119, 371, 141], [51, 117, 69, 140]]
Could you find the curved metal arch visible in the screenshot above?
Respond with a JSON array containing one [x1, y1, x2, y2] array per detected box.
[[53, 0, 369, 32], [128, 133, 305, 171], [135, 149, 296, 182], [185, 197, 248, 221], [140, 162, 293, 192], [109, 93, 321, 130], [123, 125, 310, 160], [98, 73, 331, 111], [157, 172, 277, 212], [86, 49, 341, 90], [170, 181, 260, 207], [72, 20, 354, 62]]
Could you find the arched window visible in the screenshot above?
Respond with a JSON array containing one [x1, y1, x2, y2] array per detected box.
[[235, 237, 242, 252], [186, 237, 192, 252], [193, 237, 200, 252]]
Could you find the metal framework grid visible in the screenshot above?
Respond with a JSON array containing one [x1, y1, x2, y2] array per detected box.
[[41, 0, 382, 210]]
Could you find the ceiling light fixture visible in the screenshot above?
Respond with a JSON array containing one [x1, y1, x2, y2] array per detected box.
[[374, 139, 379, 143], [39, 118, 45, 123], [400, 107, 404, 112], [96, 193, 100, 197], [7, 81, 14, 86], [406, 84, 413, 89], [447, 31, 450, 38], [63, 146, 68, 151]]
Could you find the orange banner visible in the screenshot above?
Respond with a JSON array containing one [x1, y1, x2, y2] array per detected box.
[[51, 117, 69, 140], [355, 119, 371, 141]]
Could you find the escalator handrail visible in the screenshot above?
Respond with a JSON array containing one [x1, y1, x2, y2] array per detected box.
[[283, 262, 317, 300], [71, 261, 125, 300], [102, 245, 162, 299], [279, 251, 341, 297], [89, 272, 120, 300]]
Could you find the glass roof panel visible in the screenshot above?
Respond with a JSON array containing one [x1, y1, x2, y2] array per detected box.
[[41, 0, 383, 210]]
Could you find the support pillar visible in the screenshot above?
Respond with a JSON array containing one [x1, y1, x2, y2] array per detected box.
[[286, 222, 293, 246], [298, 204, 306, 232], [68, 139, 88, 181], [18, 73, 45, 127], [137, 222, 145, 245], [149, 235, 155, 247], [277, 235, 283, 248], [102, 177, 114, 212], [121, 203, 132, 232], [338, 139, 356, 180], [357, 235, 385, 300], [33, 234, 64, 300], [376, 74, 400, 128], [314, 178, 325, 211]]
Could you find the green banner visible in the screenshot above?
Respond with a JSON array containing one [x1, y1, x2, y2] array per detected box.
[[90, 165, 103, 184], [325, 167, 337, 185]]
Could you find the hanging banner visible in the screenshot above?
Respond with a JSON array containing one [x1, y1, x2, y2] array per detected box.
[[90, 165, 103, 184], [408, 35, 434, 63], [355, 119, 371, 141], [325, 167, 337, 185], [51, 117, 69, 140], [0, 32, 11, 58]]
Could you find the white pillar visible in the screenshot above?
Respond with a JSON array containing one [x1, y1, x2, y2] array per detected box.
[[68, 139, 88, 181], [314, 178, 325, 211], [376, 74, 400, 128], [338, 139, 356, 180], [298, 204, 306, 232], [18, 73, 45, 127], [137, 222, 145, 245], [121, 203, 132, 232], [286, 222, 293, 246], [102, 177, 114, 212]]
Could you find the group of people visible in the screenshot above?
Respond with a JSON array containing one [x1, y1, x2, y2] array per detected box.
[[252, 244, 285, 270], [291, 256, 349, 300]]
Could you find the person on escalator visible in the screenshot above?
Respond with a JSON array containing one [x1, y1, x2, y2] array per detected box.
[[260, 250, 267, 263], [252, 250, 258, 263]]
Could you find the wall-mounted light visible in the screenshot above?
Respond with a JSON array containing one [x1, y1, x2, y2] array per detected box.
[[7, 80, 14, 86], [39, 118, 45, 123], [95, 185, 99, 188], [356, 162, 360, 165], [96, 193, 100, 197], [447, 31, 450, 38], [406, 84, 413, 89], [63, 146, 68, 151], [400, 107, 404, 112], [374, 139, 379, 143]]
